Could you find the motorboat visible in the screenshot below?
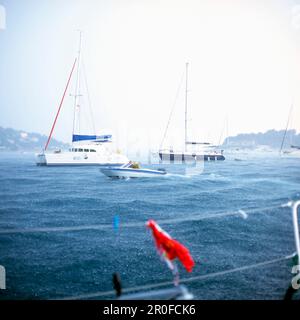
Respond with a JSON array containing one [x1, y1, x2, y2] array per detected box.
[[100, 162, 167, 179]]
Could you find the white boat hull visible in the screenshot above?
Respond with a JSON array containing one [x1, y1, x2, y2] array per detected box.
[[100, 167, 167, 178], [281, 150, 300, 158], [36, 149, 129, 167], [158, 151, 225, 162]]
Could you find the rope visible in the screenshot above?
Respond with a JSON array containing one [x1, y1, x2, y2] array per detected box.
[[280, 104, 293, 154], [0, 202, 291, 235], [45, 58, 77, 150], [58, 253, 294, 300], [159, 70, 185, 150], [81, 55, 96, 135], [1, 201, 295, 300]]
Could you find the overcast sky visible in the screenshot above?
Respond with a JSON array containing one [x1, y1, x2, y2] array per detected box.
[[1, 0, 300, 150]]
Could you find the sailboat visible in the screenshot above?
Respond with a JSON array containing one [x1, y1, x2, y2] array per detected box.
[[36, 33, 129, 166], [279, 105, 300, 158], [158, 63, 225, 162]]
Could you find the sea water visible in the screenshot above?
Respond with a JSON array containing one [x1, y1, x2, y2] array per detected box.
[[0, 152, 299, 300]]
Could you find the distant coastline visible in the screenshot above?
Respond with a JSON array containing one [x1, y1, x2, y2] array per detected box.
[[0, 126, 299, 152], [222, 129, 300, 151], [0, 126, 68, 152]]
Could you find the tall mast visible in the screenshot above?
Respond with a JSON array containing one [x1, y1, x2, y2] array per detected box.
[[184, 62, 189, 152], [72, 31, 82, 143]]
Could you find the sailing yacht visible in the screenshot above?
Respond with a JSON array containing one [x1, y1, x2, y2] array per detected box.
[[279, 105, 300, 158], [281, 144, 300, 158], [158, 63, 225, 162], [36, 33, 129, 166]]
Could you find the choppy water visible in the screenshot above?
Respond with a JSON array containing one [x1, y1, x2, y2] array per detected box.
[[0, 152, 299, 300]]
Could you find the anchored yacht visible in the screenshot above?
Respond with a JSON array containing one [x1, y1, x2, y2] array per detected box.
[[279, 105, 300, 159], [36, 135, 128, 166], [36, 32, 128, 166], [158, 63, 225, 163]]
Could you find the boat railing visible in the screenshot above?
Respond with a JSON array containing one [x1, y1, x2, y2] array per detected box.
[[292, 201, 300, 265]]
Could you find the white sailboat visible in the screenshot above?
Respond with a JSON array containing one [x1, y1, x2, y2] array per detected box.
[[279, 105, 300, 158], [36, 33, 129, 166], [158, 63, 225, 163]]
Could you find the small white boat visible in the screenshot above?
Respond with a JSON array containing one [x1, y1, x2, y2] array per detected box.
[[100, 162, 167, 179]]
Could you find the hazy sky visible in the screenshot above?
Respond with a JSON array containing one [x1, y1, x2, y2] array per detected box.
[[1, 0, 300, 150]]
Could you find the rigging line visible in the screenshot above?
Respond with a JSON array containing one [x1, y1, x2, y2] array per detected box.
[[217, 116, 228, 146], [57, 253, 294, 300], [82, 55, 96, 135], [72, 32, 82, 139], [0, 202, 290, 235], [217, 122, 225, 147], [159, 70, 185, 150], [44, 58, 77, 151], [280, 104, 293, 154]]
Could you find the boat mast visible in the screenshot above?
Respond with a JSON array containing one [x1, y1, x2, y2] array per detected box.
[[184, 62, 189, 152], [72, 31, 82, 144]]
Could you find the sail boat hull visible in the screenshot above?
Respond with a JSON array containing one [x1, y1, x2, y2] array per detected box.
[[36, 144, 129, 166], [158, 151, 225, 162], [280, 150, 300, 158]]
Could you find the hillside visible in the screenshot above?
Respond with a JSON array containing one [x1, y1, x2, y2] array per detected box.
[[0, 127, 69, 151], [223, 129, 300, 150]]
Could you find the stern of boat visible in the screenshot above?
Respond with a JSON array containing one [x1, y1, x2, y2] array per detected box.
[[35, 152, 47, 166]]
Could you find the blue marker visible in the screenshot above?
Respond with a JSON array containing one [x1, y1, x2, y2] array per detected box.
[[113, 215, 120, 233]]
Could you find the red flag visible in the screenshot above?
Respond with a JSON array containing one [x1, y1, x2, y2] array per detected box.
[[146, 220, 195, 272]]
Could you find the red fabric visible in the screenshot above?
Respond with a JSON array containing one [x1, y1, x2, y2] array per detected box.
[[146, 220, 195, 272]]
